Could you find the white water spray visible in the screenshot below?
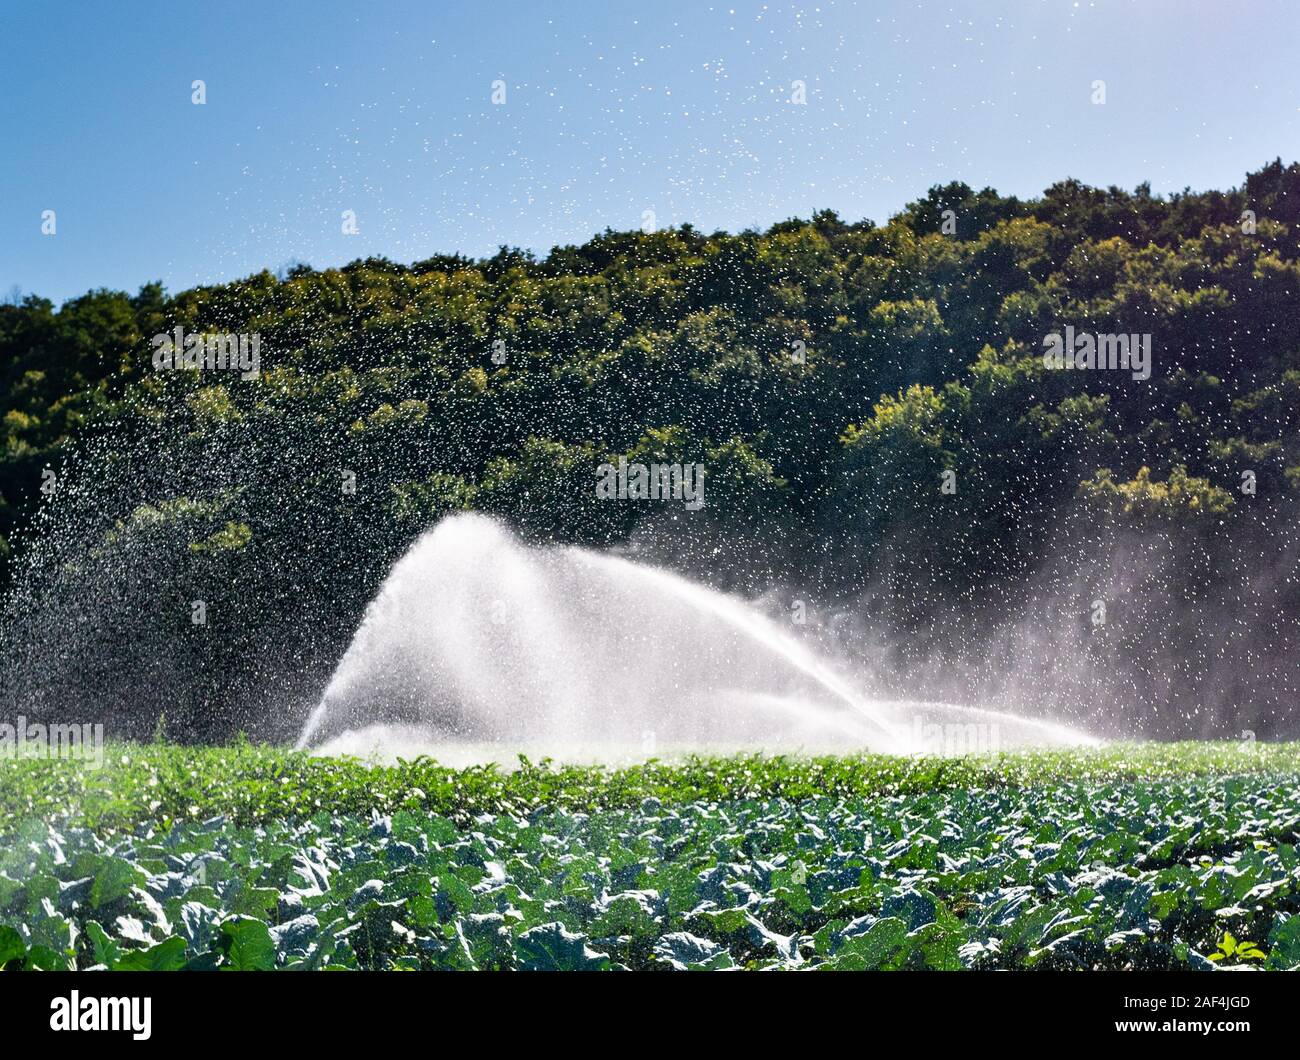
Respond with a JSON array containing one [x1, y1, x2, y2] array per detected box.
[[297, 513, 1095, 763]]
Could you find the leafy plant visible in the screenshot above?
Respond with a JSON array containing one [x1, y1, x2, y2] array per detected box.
[[1207, 931, 1267, 965], [3, 743, 1300, 971]]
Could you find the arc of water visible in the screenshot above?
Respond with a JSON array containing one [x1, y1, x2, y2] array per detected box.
[[575, 549, 910, 748], [296, 514, 1095, 758]]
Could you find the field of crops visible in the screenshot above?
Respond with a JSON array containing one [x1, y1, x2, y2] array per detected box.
[[3, 743, 1300, 970]]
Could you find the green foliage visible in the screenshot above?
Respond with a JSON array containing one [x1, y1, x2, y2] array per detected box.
[[3, 742, 1300, 971], [1207, 930, 1266, 965], [1078, 465, 1235, 519], [4, 740, 1299, 839], [6, 162, 1300, 741], [2, 161, 1298, 591]]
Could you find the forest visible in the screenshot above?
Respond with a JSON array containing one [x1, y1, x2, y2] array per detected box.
[[3, 161, 1299, 742]]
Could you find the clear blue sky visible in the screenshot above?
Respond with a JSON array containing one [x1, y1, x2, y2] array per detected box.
[[3, 0, 1298, 306]]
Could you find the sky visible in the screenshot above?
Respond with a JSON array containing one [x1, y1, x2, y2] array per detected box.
[[2, 0, 1298, 306]]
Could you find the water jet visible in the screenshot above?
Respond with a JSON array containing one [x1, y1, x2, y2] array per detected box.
[[298, 514, 1096, 763]]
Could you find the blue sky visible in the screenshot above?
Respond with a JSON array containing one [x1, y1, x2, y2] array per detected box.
[[2, 0, 1298, 305]]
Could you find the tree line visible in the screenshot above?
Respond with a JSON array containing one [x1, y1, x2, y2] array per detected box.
[[3, 160, 1300, 740]]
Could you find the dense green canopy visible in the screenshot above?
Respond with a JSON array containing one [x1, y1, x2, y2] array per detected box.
[[3, 161, 1299, 740]]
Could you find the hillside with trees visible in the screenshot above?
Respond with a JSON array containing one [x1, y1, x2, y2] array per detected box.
[[4, 161, 1300, 741]]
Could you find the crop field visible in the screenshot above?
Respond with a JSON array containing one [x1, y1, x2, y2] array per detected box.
[[3, 743, 1300, 971]]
